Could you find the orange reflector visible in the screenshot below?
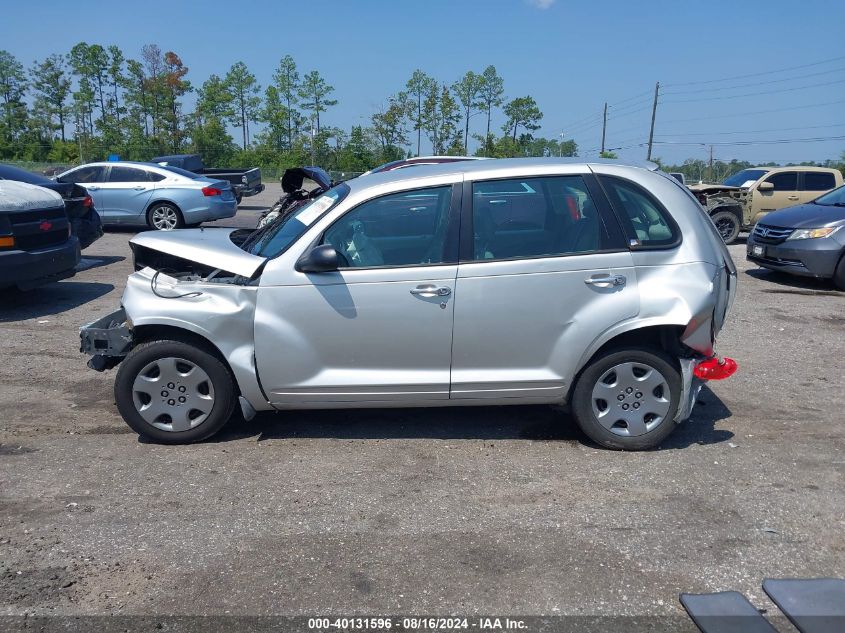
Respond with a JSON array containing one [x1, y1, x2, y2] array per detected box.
[[694, 356, 738, 380], [0, 236, 14, 248]]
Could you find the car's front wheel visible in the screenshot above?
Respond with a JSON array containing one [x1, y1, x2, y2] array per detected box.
[[570, 347, 681, 450], [147, 203, 184, 231], [114, 337, 236, 444], [710, 209, 741, 244], [833, 253, 845, 291]]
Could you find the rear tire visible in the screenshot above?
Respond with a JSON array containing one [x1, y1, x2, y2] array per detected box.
[[570, 347, 681, 450], [114, 337, 236, 444], [709, 209, 741, 244], [833, 253, 845, 291], [146, 203, 184, 231]]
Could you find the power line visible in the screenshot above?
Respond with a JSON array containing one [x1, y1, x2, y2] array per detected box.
[[653, 135, 845, 147], [658, 98, 845, 124], [662, 77, 845, 103], [655, 123, 845, 138], [662, 65, 845, 95], [662, 54, 845, 87]]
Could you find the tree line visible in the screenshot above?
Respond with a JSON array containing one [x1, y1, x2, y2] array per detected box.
[[0, 44, 577, 174]]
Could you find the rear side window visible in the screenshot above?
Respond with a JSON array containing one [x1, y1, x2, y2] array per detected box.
[[109, 166, 152, 183], [600, 176, 679, 248], [764, 171, 798, 191], [802, 172, 836, 191], [470, 175, 620, 261]]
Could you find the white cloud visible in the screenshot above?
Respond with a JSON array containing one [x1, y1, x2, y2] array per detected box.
[[526, 0, 556, 8]]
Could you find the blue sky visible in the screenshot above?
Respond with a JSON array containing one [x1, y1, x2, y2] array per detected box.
[[2, 0, 843, 165]]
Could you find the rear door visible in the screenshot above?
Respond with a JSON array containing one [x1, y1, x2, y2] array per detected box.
[[449, 172, 637, 401], [800, 171, 838, 201], [98, 165, 158, 224]]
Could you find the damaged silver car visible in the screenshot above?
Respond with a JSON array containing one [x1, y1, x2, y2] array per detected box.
[[80, 158, 737, 450]]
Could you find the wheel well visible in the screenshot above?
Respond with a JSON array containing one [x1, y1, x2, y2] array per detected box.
[[145, 199, 182, 218], [132, 324, 235, 382], [709, 205, 742, 219], [568, 325, 687, 400]]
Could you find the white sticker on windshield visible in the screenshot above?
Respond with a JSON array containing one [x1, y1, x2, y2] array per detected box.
[[297, 196, 336, 226]]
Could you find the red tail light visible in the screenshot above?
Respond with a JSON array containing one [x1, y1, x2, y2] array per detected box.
[[202, 186, 223, 197], [83, 195, 93, 207], [693, 356, 738, 380]]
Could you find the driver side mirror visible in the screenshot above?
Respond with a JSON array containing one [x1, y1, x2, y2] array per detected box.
[[757, 181, 774, 191], [296, 244, 347, 273]]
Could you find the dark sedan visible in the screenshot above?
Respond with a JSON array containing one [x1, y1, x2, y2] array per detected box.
[[0, 164, 103, 248], [747, 184, 845, 289]]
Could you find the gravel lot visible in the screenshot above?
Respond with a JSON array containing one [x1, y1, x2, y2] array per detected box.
[[1, 183, 843, 621]]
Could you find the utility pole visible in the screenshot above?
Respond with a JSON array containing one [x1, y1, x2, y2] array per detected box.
[[709, 145, 714, 182], [559, 132, 564, 157], [646, 81, 660, 161], [600, 102, 608, 154]]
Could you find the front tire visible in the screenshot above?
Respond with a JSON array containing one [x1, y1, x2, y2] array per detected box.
[[147, 203, 184, 231], [571, 347, 681, 450], [833, 253, 845, 291], [710, 209, 741, 244], [114, 338, 236, 444]]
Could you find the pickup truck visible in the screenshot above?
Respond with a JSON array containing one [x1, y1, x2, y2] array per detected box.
[[0, 180, 80, 290], [688, 166, 843, 244], [150, 154, 264, 204]]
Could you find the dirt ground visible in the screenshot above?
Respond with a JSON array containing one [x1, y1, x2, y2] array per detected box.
[[1, 183, 843, 623]]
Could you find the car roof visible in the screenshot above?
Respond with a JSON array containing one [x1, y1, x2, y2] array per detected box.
[[349, 157, 658, 189], [748, 165, 840, 173]]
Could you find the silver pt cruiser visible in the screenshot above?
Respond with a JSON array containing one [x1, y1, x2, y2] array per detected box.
[[80, 158, 738, 450]]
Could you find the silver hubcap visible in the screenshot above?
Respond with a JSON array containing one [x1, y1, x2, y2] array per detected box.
[[150, 206, 178, 230], [131, 357, 214, 432], [591, 361, 671, 437]]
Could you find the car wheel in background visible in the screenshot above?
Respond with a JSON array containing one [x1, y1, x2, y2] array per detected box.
[[833, 253, 845, 291], [570, 347, 681, 450], [709, 209, 741, 244], [147, 203, 184, 231], [114, 337, 236, 444]]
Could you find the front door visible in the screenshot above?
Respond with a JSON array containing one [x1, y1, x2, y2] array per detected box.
[[98, 165, 156, 224], [59, 165, 107, 212], [254, 184, 460, 405], [752, 171, 799, 224], [450, 173, 638, 400]]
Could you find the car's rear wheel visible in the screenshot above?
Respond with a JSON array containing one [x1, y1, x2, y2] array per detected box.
[[147, 203, 183, 231], [833, 252, 845, 291], [710, 209, 741, 244], [114, 338, 236, 444], [571, 347, 681, 450]]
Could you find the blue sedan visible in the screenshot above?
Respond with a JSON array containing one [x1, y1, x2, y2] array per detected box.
[[56, 161, 238, 230]]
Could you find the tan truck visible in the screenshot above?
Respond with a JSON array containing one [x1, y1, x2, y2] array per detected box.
[[688, 166, 843, 243]]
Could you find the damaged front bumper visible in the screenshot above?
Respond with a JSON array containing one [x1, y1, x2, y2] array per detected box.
[[79, 307, 133, 371]]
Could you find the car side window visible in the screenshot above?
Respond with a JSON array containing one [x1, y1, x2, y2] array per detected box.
[[802, 172, 835, 191], [764, 171, 798, 191], [600, 176, 679, 247], [147, 172, 166, 182], [470, 176, 616, 261], [108, 166, 151, 183], [323, 185, 453, 268], [63, 166, 105, 183]]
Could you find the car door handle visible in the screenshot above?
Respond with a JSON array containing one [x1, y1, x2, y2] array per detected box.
[[787, 195, 799, 200], [86, 186, 99, 191], [133, 185, 148, 191], [410, 284, 451, 297], [584, 274, 626, 287]]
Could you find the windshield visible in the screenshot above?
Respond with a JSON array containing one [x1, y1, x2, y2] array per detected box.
[[247, 184, 349, 258], [722, 169, 768, 187], [814, 184, 845, 206], [156, 164, 203, 179]]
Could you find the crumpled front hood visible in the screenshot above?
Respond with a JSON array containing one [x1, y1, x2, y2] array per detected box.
[[130, 228, 266, 278], [758, 203, 845, 229]]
